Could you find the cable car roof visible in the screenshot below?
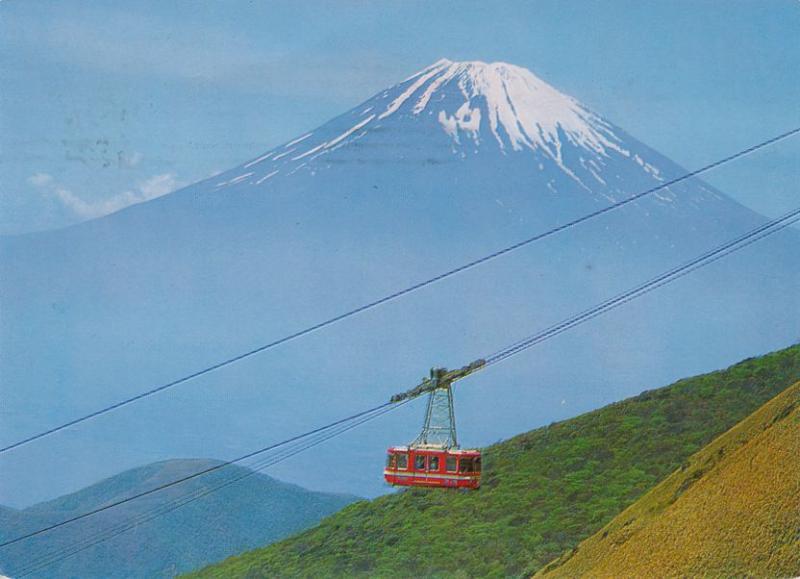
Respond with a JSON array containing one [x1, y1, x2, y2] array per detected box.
[[388, 445, 480, 455]]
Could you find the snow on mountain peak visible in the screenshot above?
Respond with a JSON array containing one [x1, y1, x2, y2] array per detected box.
[[387, 59, 626, 159], [219, 58, 663, 191]]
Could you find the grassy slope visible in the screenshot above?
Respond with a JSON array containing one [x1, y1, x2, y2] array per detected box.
[[537, 380, 800, 578], [189, 345, 800, 578]]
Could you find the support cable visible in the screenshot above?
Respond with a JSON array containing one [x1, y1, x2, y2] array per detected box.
[[4, 203, 799, 566], [2, 127, 796, 456], [483, 208, 800, 367]]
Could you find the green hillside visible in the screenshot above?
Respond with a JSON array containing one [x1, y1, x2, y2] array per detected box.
[[189, 344, 800, 578], [537, 380, 800, 578]]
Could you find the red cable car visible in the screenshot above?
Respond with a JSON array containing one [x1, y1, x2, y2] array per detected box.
[[384, 361, 485, 490], [384, 446, 481, 489]]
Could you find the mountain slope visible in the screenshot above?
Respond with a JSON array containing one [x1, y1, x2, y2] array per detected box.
[[188, 344, 800, 578], [0, 459, 357, 578], [2, 58, 798, 504], [537, 380, 800, 578]]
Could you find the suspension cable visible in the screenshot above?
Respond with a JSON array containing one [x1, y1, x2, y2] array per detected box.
[[483, 207, 800, 367], [384, 206, 800, 402], [2, 127, 797, 456], [6, 202, 798, 562]]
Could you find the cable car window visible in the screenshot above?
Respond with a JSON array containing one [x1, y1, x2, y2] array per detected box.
[[446, 456, 457, 472], [429, 456, 439, 471], [474, 457, 481, 472], [397, 453, 408, 469], [459, 458, 472, 473], [386, 454, 397, 468], [414, 455, 426, 470]]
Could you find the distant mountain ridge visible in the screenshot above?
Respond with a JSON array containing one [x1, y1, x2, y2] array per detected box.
[[188, 344, 800, 577], [0, 459, 358, 578]]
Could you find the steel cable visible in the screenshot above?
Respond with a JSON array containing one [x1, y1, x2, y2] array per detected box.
[[5, 203, 799, 573], [2, 127, 796, 456]]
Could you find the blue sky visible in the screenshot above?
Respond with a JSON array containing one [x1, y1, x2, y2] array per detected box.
[[2, 0, 799, 234]]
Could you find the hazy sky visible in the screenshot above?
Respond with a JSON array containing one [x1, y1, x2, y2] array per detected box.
[[2, 0, 799, 234]]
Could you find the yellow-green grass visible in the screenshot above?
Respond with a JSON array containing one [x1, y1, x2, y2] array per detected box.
[[537, 380, 800, 578]]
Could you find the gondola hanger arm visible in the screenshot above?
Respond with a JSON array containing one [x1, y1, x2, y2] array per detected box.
[[389, 359, 486, 403]]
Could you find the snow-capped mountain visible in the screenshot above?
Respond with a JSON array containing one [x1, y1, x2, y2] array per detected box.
[[224, 59, 634, 171], [1, 60, 798, 504], [216, 59, 668, 203]]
